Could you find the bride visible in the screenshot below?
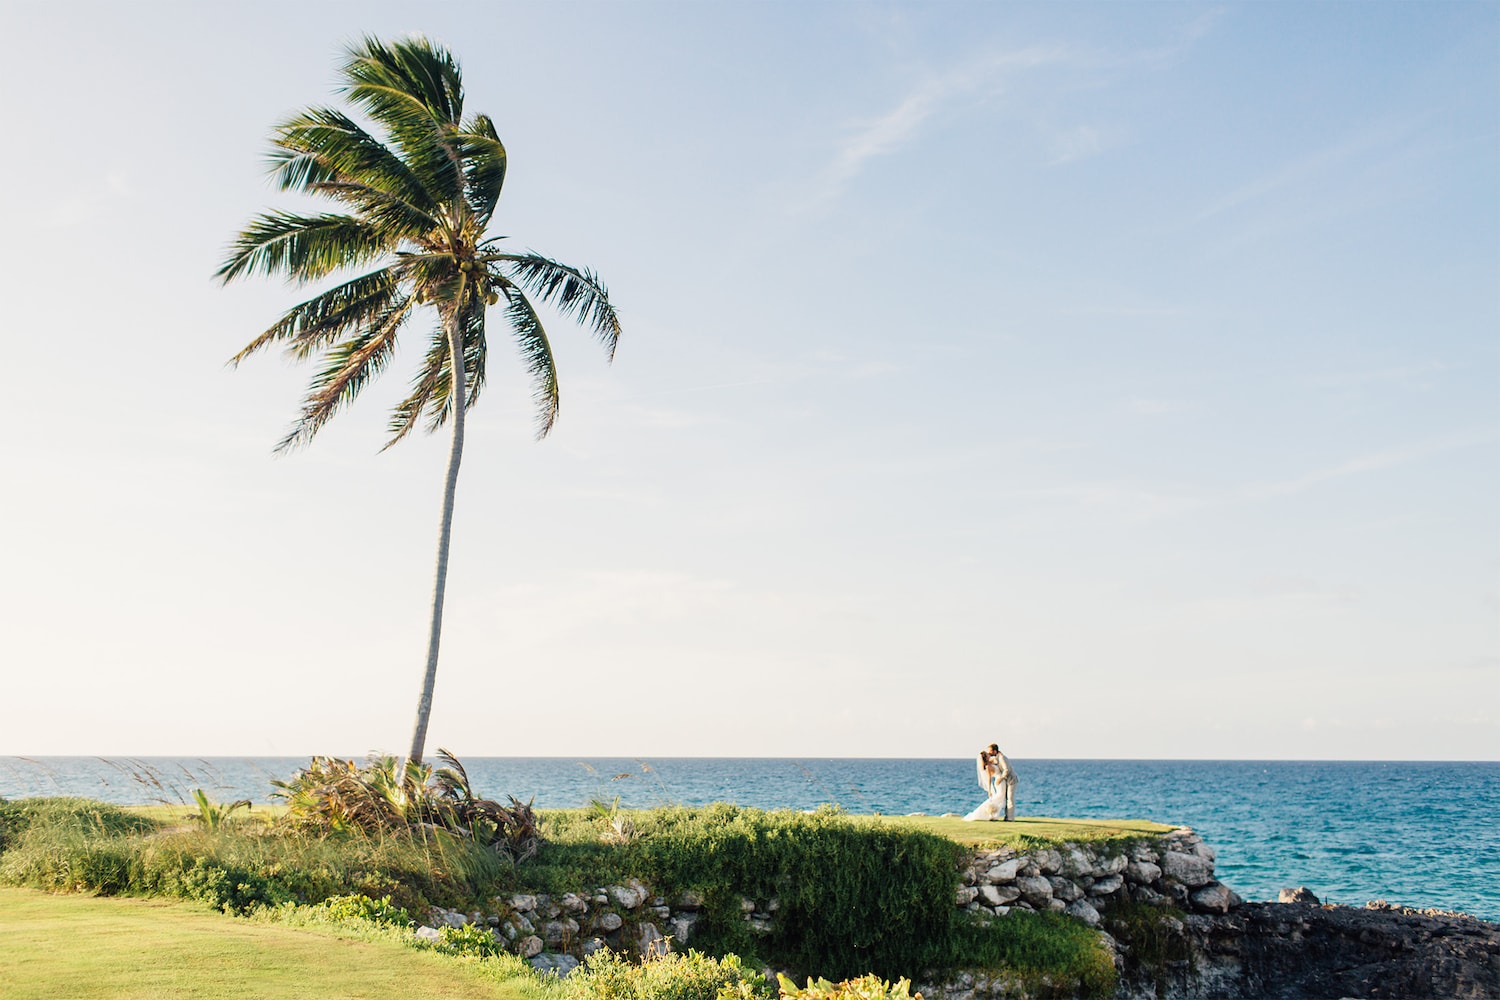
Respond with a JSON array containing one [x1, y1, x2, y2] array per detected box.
[[966, 743, 1017, 821]]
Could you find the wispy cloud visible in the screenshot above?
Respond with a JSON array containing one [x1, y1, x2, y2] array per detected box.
[[1242, 428, 1497, 500], [1193, 117, 1424, 226], [802, 45, 1069, 210]]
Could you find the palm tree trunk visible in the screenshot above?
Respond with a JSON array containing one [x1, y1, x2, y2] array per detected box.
[[408, 296, 467, 765]]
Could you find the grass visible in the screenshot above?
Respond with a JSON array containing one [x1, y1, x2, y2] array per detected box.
[[853, 814, 1176, 848], [0, 887, 541, 1000]]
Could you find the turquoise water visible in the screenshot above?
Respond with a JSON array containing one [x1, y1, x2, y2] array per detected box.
[[3, 756, 1495, 921]]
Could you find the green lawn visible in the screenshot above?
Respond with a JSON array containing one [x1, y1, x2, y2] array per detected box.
[[853, 814, 1176, 847], [0, 888, 538, 1000]]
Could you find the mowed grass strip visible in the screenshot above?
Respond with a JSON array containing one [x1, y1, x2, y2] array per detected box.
[[855, 814, 1176, 847], [0, 888, 535, 1000]]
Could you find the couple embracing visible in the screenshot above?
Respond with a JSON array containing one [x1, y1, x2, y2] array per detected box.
[[966, 742, 1017, 822]]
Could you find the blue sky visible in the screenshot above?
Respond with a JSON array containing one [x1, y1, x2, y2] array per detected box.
[[1, 2, 1495, 758]]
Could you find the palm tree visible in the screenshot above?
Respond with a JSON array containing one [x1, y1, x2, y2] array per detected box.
[[218, 36, 621, 765]]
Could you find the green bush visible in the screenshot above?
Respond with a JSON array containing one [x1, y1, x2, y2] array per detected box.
[[315, 893, 415, 928], [0, 797, 506, 916], [428, 922, 505, 958], [562, 949, 773, 1000], [776, 973, 923, 1000], [553, 804, 966, 980], [952, 910, 1117, 999]]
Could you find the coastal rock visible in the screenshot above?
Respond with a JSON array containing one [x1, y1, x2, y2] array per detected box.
[[559, 892, 589, 915], [1065, 899, 1102, 928], [518, 935, 544, 958], [985, 859, 1022, 883], [609, 883, 646, 909], [1093, 853, 1129, 877], [979, 884, 1021, 906], [956, 886, 979, 906], [1060, 847, 1094, 877], [1017, 876, 1054, 907], [1088, 874, 1124, 896], [1112, 901, 1500, 1000], [1189, 882, 1237, 914], [636, 922, 668, 955], [1126, 860, 1162, 884], [670, 913, 699, 944], [529, 952, 580, 977], [595, 912, 623, 932], [1160, 850, 1214, 887], [1048, 876, 1084, 902], [1279, 886, 1320, 905]]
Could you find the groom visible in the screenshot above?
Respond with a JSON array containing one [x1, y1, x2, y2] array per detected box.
[[975, 743, 1017, 821]]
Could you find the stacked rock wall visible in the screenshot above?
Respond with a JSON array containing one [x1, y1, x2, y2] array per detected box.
[[416, 826, 1231, 977], [956, 826, 1239, 929], [422, 877, 772, 977]]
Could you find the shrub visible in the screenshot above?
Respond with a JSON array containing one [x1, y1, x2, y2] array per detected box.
[[952, 910, 1117, 999], [776, 974, 923, 1000], [562, 949, 773, 1000], [315, 893, 415, 928], [272, 750, 540, 860], [429, 923, 505, 958]]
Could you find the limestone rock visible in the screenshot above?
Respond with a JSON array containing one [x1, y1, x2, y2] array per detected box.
[[529, 953, 580, 977], [636, 922, 668, 956], [1126, 860, 1162, 884], [1088, 874, 1124, 896], [415, 926, 441, 942], [984, 859, 1022, 883], [1189, 882, 1237, 914], [509, 894, 537, 912], [1160, 850, 1214, 888], [1060, 847, 1093, 877], [979, 884, 1021, 906], [1279, 886, 1320, 905], [955, 886, 979, 906], [595, 912, 623, 932], [670, 913, 699, 945], [1093, 853, 1129, 876], [1016, 875, 1055, 907], [559, 892, 589, 915], [609, 884, 645, 909], [518, 935, 544, 958], [1065, 899, 1102, 928], [1048, 876, 1083, 903]]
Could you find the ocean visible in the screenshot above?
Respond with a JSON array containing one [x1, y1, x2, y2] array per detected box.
[[3, 756, 1495, 921]]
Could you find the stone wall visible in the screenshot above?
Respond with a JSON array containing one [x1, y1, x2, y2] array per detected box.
[[416, 826, 1231, 978], [422, 876, 777, 977], [955, 826, 1238, 929]]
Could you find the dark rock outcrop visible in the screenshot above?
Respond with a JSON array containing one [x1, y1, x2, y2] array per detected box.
[[1115, 900, 1500, 999]]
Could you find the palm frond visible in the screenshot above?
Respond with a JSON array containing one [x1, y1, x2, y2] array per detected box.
[[458, 113, 506, 226], [270, 107, 440, 223], [275, 301, 410, 452], [217, 211, 391, 284], [229, 267, 404, 366], [340, 36, 464, 207], [499, 284, 560, 438], [381, 299, 486, 448], [496, 253, 621, 359]]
